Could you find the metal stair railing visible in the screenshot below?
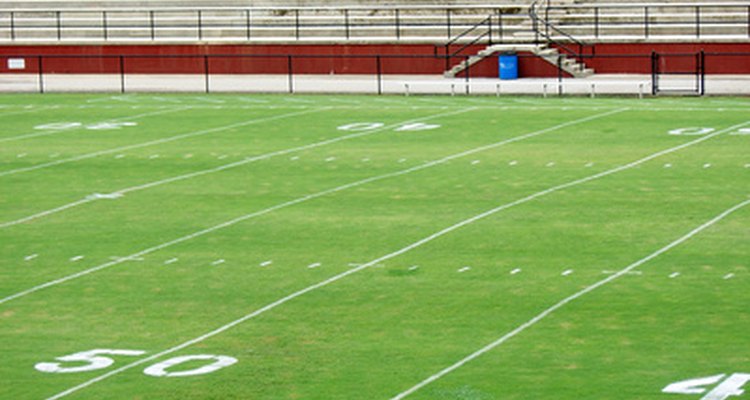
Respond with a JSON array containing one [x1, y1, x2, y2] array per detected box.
[[530, 0, 591, 66], [438, 15, 495, 70]]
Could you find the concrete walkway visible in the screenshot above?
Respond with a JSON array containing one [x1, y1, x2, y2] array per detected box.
[[1, 73, 748, 95]]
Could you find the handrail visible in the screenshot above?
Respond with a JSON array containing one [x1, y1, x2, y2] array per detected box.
[[438, 14, 496, 70], [0, 5, 530, 13], [0, 5, 529, 44], [530, 0, 589, 63]]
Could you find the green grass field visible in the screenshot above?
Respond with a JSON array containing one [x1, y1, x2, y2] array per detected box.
[[0, 93, 748, 400]]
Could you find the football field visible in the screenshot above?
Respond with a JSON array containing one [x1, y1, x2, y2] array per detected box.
[[0, 93, 748, 400]]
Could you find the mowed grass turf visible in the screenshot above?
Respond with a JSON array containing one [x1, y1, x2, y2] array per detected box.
[[0, 93, 748, 400]]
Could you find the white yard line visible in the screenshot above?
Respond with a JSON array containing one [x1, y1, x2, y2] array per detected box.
[[0, 108, 183, 143], [390, 197, 750, 400], [0, 108, 476, 229], [42, 116, 746, 400], [0, 108, 327, 178], [0, 108, 612, 302]]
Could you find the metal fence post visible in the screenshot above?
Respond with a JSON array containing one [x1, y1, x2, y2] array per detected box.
[[651, 51, 658, 95], [56, 11, 62, 40], [344, 9, 350, 40], [246, 9, 251, 40], [198, 10, 203, 41], [103, 11, 108, 40], [557, 55, 563, 96], [295, 10, 300, 40], [38, 56, 44, 94], [119, 55, 125, 93], [376, 55, 382, 95], [699, 50, 706, 96], [395, 9, 401, 39], [446, 9, 451, 39], [464, 55, 470, 95], [204, 55, 210, 93], [287, 55, 294, 94], [594, 7, 599, 38], [10, 12, 15, 41], [695, 6, 700, 38]]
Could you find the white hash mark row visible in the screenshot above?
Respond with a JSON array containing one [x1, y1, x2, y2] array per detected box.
[[20, 253, 744, 280]]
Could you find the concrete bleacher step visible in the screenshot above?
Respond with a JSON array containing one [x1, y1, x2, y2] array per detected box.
[[443, 43, 593, 78]]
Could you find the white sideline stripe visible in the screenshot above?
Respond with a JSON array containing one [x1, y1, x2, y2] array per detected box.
[[0, 108, 475, 229], [0, 108, 616, 304], [0, 108, 182, 143], [391, 197, 750, 400], [3, 102, 749, 113], [0, 108, 327, 178], [43, 118, 747, 400]]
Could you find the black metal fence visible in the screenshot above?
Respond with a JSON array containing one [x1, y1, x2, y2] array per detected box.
[[0, 51, 748, 95]]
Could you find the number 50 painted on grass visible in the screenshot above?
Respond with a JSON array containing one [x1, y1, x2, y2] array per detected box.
[[35, 349, 237, 377]]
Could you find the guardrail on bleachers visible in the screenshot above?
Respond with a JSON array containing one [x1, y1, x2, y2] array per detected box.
[[535, 2, 750, 41], [0, 5, 530, 43]]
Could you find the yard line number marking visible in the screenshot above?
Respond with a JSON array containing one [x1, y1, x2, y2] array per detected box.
[[391, 198, 750, 400], [35, 349, 236, 377], [664, 373, 750, 400], [0, 108, 326, 178], [45, 117, 750, 400], [0, 108, 469, 229], [0, 108, 621, 306], [0, 108, 179, 143]]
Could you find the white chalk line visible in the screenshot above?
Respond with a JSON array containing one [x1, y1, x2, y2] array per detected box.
[[0, 108, 327, 178], [390, 197, 750, 400], [0, 108, 481, 302], [0, 108, 184, 144], [0, 108, 475, 229], [46, 112, 746, 400]]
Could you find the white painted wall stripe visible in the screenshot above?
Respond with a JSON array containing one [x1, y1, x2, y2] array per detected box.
[[0, 108, 619, 303], [0, 108, 327, 178], [390, 197, 750, 400], [41, 119, 747, 400], [0, 107, 474, 229], [0, 108, 183, 143]]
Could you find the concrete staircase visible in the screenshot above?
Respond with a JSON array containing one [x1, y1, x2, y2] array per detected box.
[[444, 43, 593, 77]]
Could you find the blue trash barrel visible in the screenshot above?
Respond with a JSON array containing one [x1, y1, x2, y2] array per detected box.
[[499, 52, 518, 80]]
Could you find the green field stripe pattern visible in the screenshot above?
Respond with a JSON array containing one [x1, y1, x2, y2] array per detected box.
[[391, 197, 750, 399], [0, 94, 748, 400], [0, 107, 476, 229]]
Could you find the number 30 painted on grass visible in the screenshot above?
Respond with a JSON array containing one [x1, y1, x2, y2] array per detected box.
[[35, 349, 237, 377]]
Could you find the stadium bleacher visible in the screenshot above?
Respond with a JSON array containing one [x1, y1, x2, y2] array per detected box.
[[0, 0, 748, 93]]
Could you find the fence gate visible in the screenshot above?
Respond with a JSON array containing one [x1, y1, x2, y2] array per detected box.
[[651, 51, 705, 96]]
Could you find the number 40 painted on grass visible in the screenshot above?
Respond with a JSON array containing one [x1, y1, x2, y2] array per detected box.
[[664, 373, 750, 400], [35, 349, 237, 377]]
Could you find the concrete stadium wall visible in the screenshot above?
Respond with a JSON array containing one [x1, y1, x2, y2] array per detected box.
[[0, 43, 748, 77]]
